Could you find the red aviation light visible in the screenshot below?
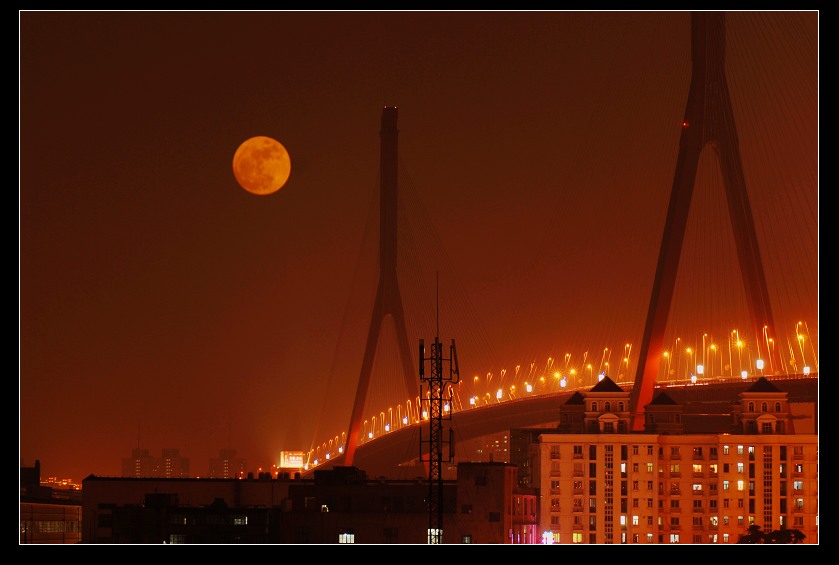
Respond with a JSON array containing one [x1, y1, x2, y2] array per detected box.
[[681, 120, 690, 128]]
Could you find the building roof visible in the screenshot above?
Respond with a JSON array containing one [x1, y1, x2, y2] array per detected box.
[[564, 391, 585, 405], [649, 391, 679, 405], [745, 376, 783, 393], [588, 375, 624, 393]]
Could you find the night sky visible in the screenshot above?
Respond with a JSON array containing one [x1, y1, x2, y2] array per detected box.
[[19, 11, 818, 482]]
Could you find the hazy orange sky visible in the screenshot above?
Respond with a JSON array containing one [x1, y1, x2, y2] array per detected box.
[[19, 10, 818, 482]]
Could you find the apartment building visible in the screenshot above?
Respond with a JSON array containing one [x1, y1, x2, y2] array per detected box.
[[533, 376, 818, 544]]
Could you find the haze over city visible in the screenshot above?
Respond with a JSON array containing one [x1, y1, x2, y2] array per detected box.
[[19, 10, 818, 483]]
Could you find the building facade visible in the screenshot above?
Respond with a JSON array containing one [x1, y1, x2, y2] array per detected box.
[[20, 460, 82, 544], [533, 376, 818, 544], [82, 461, 537, 544]]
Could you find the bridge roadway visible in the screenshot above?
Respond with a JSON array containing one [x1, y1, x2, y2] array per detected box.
[[304, 375, 818, 479]]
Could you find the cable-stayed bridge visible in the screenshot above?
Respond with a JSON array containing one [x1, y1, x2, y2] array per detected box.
[[301, 11, 818, 478]]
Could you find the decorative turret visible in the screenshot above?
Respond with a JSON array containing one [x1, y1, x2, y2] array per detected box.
[[581, 376, 632, 434], [731, 377, 795, 434], [643, 391, 684, 434]]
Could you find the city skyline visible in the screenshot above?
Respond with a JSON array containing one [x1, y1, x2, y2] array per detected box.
[[20, 10, 818, 483]]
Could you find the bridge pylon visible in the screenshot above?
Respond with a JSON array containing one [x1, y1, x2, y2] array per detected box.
[[629, 12, 777, 430], [343, 106, 421, 466]]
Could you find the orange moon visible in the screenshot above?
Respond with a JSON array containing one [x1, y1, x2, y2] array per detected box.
[[232, 136, 291, 195]]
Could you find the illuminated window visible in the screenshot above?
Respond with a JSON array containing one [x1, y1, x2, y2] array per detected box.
[[462, 535, 472, 544], [737, 463, 744, 473], [692, 483, 703, 492], [572, 532, 583, 543], [670, 533, 680, 543], [693, 464, 702, 474], [339, 531, 355, 544], [723, 445, 730, 455], [632, 515, 639, 525], [737, 446, 744, 455]]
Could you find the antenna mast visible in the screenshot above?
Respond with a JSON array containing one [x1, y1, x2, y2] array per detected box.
[[419, 272, 459, 544]]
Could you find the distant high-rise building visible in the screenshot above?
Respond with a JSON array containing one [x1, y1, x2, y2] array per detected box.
[[121, 448, 190, 478], [209, 448, 247, 478]]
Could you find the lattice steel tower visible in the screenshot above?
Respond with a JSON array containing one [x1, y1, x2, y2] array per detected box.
[[629, 12, 777, 430], [419, 312, 459, 544]]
